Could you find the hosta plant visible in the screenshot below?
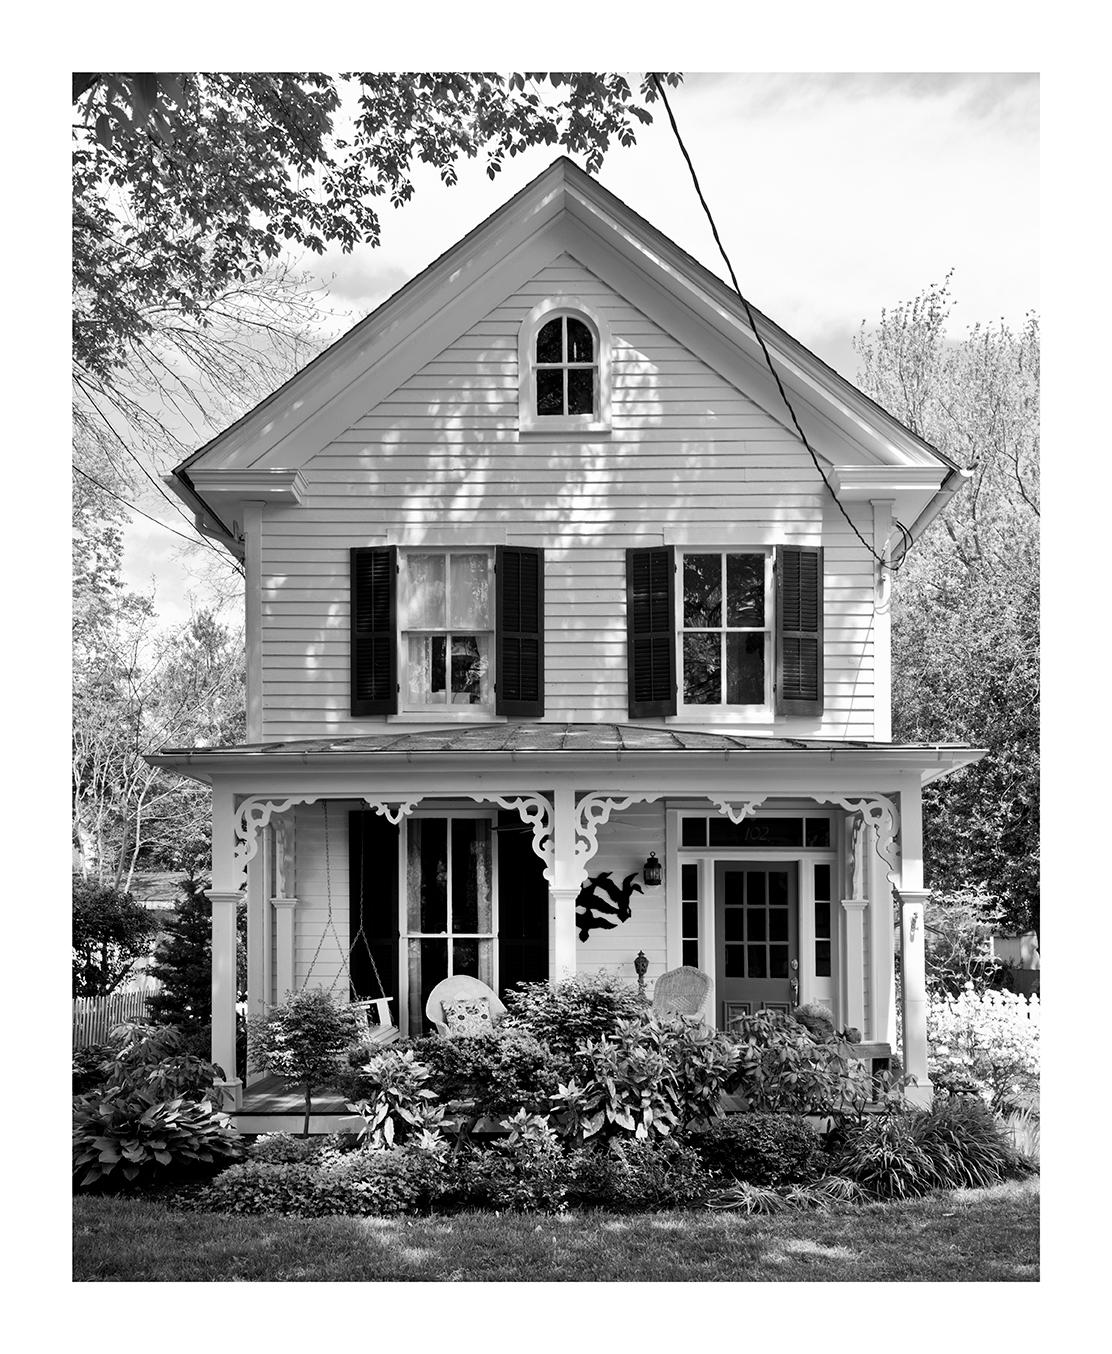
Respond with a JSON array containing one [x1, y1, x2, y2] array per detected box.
[[72, 1088, 243, 1189]]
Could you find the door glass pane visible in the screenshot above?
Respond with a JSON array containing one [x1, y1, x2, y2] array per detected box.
[[683, 554, 721, 626], [769, 946, 790, 979], [768, 872, 788, 907], [815, 940, 832, 978], [408, 937, 448, 1033], [450, 634, 489, 704], [536, 368, 563, 415], [682, 939, 699, 967], [726, 553, 764, 626], [769, 910, 788, 942], [746, 909, 766, 942], [407, 819, 448, 933], [683, 901, 699, 936], [406, 554, 445, 628], [451, 819, 492, 934], [725, 944, 745, 977], [536, 318, 563, 363], [567, 368, 594, 415], [681, 863, 699, 900], [747, 873, 766, 909], [747, 946, 767, 978], [449, 554, 490, 628], [566, 318, 593, 362], [725, 632, 764, 704], [815, 901, 831, 937], [683, 633, 721, 703], [724, 908, 744, 942]]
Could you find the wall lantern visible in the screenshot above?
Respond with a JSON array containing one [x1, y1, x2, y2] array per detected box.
[[642, 852, 663, 888]]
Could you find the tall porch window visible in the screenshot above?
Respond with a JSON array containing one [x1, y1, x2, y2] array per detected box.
[[405, 816, 494, 1032]]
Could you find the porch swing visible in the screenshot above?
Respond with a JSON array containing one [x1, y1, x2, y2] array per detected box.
[[299, 802, 399, 1047]]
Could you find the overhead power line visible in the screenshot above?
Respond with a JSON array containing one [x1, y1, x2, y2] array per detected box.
[[649, 73, 913, 573]]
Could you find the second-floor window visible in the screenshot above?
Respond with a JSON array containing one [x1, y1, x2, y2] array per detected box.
[[401, 550, 494, 709], [535, 314, 597, 417], [680, 551, 772, 707]]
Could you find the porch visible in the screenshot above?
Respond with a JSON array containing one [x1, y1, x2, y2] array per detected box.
[[149, 722, 984, 1114]]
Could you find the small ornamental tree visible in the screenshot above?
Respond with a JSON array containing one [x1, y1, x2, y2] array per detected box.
[[249, 989, 359, 1137], [72, 877, 157, 996]]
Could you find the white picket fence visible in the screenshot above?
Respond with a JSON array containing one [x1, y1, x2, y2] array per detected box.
[[72, 988, 156, 1048]]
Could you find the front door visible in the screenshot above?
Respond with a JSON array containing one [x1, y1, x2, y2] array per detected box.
[[714, 861, 798, 1031]]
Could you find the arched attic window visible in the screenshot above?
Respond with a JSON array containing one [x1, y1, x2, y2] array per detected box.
[[518, 298, 611, 434]]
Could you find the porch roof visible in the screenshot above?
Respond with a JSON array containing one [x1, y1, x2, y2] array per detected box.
[[149, 722, 984, 785]]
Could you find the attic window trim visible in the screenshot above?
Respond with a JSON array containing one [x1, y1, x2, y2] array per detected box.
[[518, 296, 612, 436]]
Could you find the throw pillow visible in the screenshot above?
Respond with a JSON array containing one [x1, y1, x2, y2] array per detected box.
[[441, 997, 493, 1037]]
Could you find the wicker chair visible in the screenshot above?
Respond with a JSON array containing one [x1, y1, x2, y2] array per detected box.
[[652, 966, 711, 1018], [425, 975, 508, 1036]]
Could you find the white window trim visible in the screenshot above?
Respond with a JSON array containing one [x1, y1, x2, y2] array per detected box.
[[673, 546, 775, 721], [397, 548, 496, 716], [518, 296, 612, 435]]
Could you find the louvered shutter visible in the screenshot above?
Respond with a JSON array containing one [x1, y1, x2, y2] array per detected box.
[[350, 546, 397, 716], [496, 546, 544, 716], [626, 547, 676, 718], [775, 545, 824, 716]]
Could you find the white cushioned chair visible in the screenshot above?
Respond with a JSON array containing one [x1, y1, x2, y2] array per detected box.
[[424, 974, 508, 1036]]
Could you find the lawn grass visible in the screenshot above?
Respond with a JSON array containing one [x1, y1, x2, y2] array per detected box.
[[73, 1178, 1038, 1281]]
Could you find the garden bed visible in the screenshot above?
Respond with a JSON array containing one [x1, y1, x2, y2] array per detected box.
[[73, 1178, 1039, 1282]]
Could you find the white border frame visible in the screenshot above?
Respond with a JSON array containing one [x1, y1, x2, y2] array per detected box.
[[518, 296, 612, 435]]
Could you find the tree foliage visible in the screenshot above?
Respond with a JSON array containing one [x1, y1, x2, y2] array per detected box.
[[72, 877, 158, 997], [147, 875, 247, 1041], [249, 988, 359, 1136], [854, 276, 1039, 931]]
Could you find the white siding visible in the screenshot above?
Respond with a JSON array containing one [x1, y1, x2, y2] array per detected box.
[[258, 254, 877, 740], [290, 802, 350, 995]]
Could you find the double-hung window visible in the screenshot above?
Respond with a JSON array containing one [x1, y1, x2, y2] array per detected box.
[[680, 550, 772, 709], [400, 550, 494, 710]]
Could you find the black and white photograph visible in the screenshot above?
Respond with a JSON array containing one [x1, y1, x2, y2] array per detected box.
[[16, 12, 1084, 1317]]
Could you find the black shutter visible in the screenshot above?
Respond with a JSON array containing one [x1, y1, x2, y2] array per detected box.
[[775, 545, 824, 716], [497, 810, 549, 995], [626, 547, 676, 718], [350, 546, 397, 716], [496, 546, 544, 716], [348, 811, 399, 1008]]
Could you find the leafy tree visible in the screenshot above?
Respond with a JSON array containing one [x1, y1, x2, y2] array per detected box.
[[72, 878, 157, 996], [854, 276, 1039, 931], [249, 988, 359, 1137], [147, 876, 247, 1062]]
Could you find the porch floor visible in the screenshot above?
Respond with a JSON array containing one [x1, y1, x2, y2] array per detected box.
[[239, 1074, 350, 1116]]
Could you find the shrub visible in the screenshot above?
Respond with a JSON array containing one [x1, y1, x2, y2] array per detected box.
[[442, 1140, 572, 1214], [249, 989, 360, 1136], [246, 1133, 336, 1165], [503, 972, 645, 1056], [927, 983, 1039, 1113], [101, 1022, 222, 1102], [411, 1028, 562, 1119], [72, 877, 158, 998], [567, 1137, 713, 1211], [73, 1088, 243, 1190], [72, 1042, 113, 1094], [339, 1047, 442, 1147], [690, 1113, 824, 1187], [729, 1010, 871, 1117]]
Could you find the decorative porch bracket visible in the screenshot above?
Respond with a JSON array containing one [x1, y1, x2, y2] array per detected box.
[[804, 792, 901, 886], [574, 793, 664, 872], [233, 794, 321, 886], [707, 795, 769, 824], [467, 792, 555, 882], [362, 797, 422, 825]]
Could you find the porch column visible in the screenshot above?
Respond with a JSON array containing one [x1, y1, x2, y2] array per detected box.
[[549, 787, 579, 980], [270, 812, 298, 1000], [898, 775, 932, 1106], [209, 782, 243, 1108], [841, 900, 868, 1035]]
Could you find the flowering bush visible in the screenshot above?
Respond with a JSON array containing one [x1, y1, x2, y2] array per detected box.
[[927, 983, 1039, 1112]]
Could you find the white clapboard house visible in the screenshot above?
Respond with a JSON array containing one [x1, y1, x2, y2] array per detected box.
[[152, 157, 982, 1125]]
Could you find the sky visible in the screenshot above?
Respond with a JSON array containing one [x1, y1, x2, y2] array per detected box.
[[120, 72, 1039, 625]]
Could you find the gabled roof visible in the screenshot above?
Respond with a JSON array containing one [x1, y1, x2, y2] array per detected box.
[[170, 156, 962, 553]]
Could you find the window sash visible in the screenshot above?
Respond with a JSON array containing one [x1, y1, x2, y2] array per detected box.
[[679, 550, 773, 708], [400, 550, 494, 710]]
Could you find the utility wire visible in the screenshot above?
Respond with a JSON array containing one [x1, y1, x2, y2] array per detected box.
[[650, 73, 911, 573], [74, 464, 246, 577]]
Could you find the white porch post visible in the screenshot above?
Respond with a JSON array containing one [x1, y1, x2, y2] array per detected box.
[[898, 775, 932, 1106], [841, 900, 868, 1035], [210, 781, 243, 1107], [270, 812, 298, 1000], [549, 787, 579, 980]]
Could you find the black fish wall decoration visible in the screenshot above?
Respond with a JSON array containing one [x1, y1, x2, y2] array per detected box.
[[575, 871, 643, 942]]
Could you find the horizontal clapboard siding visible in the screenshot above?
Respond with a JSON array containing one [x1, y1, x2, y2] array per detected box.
[[259, 255, 877, 740]]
